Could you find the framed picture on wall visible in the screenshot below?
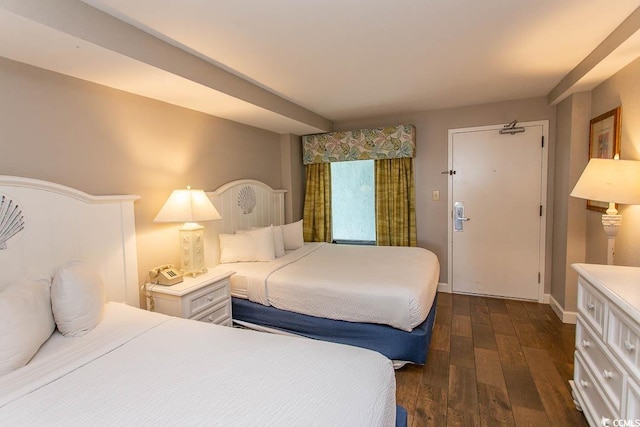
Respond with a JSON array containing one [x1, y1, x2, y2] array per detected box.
[[587, 106, 621, 212]]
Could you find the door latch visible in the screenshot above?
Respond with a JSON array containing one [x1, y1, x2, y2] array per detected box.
[[454, 202, 471, 231]]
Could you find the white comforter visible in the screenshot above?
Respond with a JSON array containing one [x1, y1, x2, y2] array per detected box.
[[0, 303, 396, 427], [217, 243, 439, 331]]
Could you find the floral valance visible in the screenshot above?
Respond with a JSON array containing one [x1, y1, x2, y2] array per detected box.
[[302, 124, 415, 165]]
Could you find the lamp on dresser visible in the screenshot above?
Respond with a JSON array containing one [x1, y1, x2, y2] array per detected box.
[[570, 156, 640, 265], [154, 186, 221, 276]]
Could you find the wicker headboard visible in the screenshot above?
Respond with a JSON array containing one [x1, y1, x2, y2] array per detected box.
[[204, 179, 286, 266], [0, 176, 140, 306]]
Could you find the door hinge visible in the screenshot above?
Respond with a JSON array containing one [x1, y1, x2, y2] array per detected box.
[[541, 136, 544, 148], [538, 272, 541, 283], [539, 205, 543, 216]]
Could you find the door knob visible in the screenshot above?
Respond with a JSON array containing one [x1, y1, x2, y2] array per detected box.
[[454, 202, 471, 231]]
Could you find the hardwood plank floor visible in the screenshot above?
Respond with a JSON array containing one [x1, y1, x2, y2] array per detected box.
[[396, 293, 588, 427]]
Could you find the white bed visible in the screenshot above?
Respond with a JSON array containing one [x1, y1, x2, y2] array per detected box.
[[0, 176, 398, 427]]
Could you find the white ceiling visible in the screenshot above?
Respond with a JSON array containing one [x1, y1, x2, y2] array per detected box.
[[2, 1, 640, 134]]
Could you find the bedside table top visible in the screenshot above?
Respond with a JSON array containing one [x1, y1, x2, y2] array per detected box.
[[146, 269, 234, 297]]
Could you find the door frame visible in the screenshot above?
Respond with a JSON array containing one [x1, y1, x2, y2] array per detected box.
[[446, 120, 549, 302]]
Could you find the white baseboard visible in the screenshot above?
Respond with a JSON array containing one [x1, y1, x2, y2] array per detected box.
[[549, 294, 577, 324], [437, 282, 450, 293]]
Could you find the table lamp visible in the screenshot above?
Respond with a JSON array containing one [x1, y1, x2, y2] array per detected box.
[[570, 156, 640, 265], [154, 186, 222, 276]]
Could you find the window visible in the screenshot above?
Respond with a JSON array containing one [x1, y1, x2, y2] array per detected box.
[[330, 160, 375, 244]]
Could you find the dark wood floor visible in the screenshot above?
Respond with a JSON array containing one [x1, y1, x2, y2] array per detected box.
[[395, 292, 589, 427]]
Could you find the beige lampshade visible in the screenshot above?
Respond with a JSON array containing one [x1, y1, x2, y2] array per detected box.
[[571, 158, 640, 205], [154, 187, 221, 223]]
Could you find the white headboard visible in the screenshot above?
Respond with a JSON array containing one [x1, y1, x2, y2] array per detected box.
[[0, 176, 140, 306], [204, 179, 286, 266]]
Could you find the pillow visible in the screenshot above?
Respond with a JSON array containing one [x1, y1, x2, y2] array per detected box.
[[51, 261, 105, 337], [0, 278, 55, 376], [219, 227, 276, 263], [247, 225, 285, 257], [282, 219, 304, 250]]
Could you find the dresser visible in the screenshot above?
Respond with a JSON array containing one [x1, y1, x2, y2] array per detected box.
[[145, 270, 233, 326], [572, 263, 640, 427]]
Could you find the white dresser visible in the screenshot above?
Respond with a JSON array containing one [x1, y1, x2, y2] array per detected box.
[[572, 263, 640, 427]]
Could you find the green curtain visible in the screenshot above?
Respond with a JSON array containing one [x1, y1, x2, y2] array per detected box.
[[303, 163, 332, 243], [375, 158, 417, 246]]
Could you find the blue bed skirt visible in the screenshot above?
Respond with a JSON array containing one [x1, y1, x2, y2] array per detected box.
[[231, 294, 437, 364], [396, 405, 407, 427]]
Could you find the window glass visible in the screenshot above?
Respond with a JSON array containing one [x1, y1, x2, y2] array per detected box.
[[330, 160, 375, 243]]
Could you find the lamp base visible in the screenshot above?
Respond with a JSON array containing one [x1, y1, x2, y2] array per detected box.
[[601, 214, 621, 266], [179, 224, 207, 277]]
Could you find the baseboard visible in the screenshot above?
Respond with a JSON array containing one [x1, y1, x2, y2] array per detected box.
[[549, 294, 577, 324], [437, 282, 450, 293]]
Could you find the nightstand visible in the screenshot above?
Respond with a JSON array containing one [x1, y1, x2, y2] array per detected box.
[[145, 270, 233, 326]]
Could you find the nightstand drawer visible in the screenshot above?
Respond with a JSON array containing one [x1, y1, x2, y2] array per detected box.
[[185, 278, 230, 318], [608, 306, 640, 374], [578, 277, 607, 338], [194, 300, 231, 326], [576, 320, 624, 411]]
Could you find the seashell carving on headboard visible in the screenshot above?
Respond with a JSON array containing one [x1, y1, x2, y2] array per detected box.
[[0, 193, 26, 250], [237, 185, 257, 215]]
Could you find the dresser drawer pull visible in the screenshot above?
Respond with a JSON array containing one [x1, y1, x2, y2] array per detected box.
[[581, 339, 591, 348], [601, 417, 611, 427], [587, 302, 595, 311], [207, 294, 214, 302], [580, 379, 589, 388], [624, 340, 635, 352], [208, 314, 215, 322], [602, 369, 613, 380]]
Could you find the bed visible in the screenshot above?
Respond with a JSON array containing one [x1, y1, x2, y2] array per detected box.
[[203, 179, 440, 366], [0, 176, 402, 427]]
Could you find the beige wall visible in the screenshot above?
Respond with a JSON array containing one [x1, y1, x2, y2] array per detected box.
[[335, 97, 556, 287], [0, 57, 284, 295], [586, 56, 640, 267]]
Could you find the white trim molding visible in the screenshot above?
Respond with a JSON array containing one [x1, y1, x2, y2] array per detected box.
[[549, 294, 577, 324]]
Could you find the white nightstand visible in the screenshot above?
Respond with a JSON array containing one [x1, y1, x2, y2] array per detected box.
[[145, 270, 233, 326]]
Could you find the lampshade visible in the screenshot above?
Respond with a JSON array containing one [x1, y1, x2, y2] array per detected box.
[[154, 187, 221, 223], [570, 158, 640, 205]]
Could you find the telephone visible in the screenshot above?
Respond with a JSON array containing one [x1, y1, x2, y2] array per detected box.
[[149, 264, 183, 286]]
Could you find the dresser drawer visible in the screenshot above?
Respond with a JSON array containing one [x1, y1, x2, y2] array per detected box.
[[184, 279, 230, 318], [193, 300, 231, 326], [608, 306, 640, 375], [574, 353, 617, 427], [578, 277, 607, 339], [576, 320, 625, 411]]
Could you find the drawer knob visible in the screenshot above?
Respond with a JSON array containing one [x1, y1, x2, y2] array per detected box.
[[207, 295, 214, 302], [587, 302, 595, 311], [602, 369, 613, 379], [581, 339, 591, 348], [580, 379, 589, 388], [208, 315, 215, 322], [601, 417, 611, 427], [624, 340, 635, 352]]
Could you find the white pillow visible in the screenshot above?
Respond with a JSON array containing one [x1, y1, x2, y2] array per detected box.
[[282, 219, 304, 250], [0, 279, 55, 376], [51, 261, 105, 337], [219, 227, 276, 263], [248, 225, 285, 257]]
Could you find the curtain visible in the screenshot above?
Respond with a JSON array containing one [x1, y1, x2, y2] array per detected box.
[[375, 158, 417, 247], [302, 163, 332, 243]]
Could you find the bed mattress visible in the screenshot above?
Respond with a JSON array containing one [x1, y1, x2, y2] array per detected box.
[[216, 243, 439, 331], [1, 302, 396, 426]]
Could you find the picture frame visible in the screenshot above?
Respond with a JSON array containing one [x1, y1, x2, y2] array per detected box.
[[586, 107, 621, 212]]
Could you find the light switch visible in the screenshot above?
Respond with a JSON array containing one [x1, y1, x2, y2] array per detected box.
[[432, 190, 440, 201]]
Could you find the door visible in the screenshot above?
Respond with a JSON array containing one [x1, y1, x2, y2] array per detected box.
[[448, 121, 547, 301]]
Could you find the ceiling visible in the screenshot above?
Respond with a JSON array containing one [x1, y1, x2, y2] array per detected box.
[[1, 1, 640, 135]]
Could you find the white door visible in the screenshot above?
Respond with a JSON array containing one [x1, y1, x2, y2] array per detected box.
[[448, 121, 548, 301]]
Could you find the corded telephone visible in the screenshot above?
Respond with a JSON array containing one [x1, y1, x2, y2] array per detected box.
[[149, 264, 183, 286]]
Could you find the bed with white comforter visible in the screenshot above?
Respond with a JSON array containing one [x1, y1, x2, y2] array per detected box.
[[1, 302, 396, 426]]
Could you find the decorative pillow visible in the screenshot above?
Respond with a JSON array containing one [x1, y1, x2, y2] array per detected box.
[[248, 225, 285, 257], [282, 219, 304, 250], [0, 278, 55, 376], [51, 261, 105, 337], [219, 227, 276, 263]]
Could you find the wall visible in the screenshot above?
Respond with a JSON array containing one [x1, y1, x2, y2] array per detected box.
[[0, 57, 284, 297], [586, 56, 640, 267], [335, 97, 556, 287]]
